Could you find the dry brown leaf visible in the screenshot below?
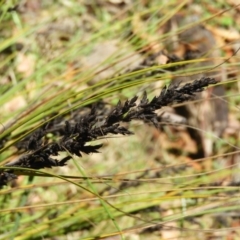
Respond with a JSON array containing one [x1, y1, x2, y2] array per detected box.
[[3, 95, 27, 112], [155, 54, 168, 65], [227, 0, 240, 8], [207, 26, 240, 41], [178, 131, 198, 154], [161, 209, 180, 239], [225, 113, 240, 135], [158, 129, 197, 154], [16, 53, 36, 77]]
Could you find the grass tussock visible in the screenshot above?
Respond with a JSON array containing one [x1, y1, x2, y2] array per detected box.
[[1, 1, 240, 240]]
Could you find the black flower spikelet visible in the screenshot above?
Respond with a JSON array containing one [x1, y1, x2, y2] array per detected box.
[[0, 77, 217, 187]]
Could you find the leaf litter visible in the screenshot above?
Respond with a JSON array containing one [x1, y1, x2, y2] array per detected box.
[[1, 1, 240, 239]]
